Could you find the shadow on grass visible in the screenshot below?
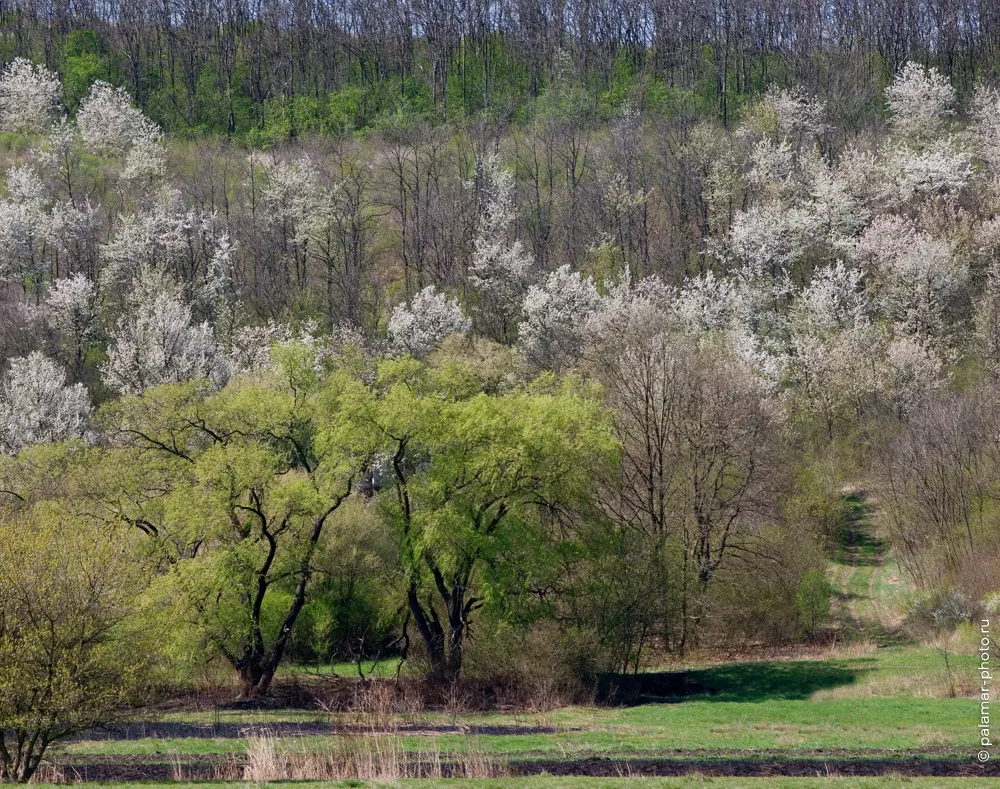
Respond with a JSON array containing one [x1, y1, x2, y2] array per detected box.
[[598, 658, 874, 705]]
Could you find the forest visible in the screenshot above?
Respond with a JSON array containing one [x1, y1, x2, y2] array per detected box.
[[1, 3, 1000, 785]]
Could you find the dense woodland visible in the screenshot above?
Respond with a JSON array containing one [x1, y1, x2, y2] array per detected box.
[[2, 7, 1000, 781]]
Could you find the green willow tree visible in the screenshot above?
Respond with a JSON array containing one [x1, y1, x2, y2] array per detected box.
[[96, 347, 355, 698], [326, 359, 616, 682]]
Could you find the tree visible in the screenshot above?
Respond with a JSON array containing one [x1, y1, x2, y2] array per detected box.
[[875, 394, 994, 585], [468, 153, 536, 342], [885, 62, 955, 142], [0, 353, 91, 454], [97, 353, 354, 697], [102, 268, 225, 395], [590, 324, 782, 651], [855, 215, 965, 337], [905, 588, 972, 697], [42, 274, 99, 376], [328, 359, 615, 681], [75, 81, 165, 183], [0, 510, 152, 783], [519, 265, 601, 371], [76, 80, 161, 158], [0, 58, 61, 135], [0, 166, 49, 290], [387, 286, 470, 359]]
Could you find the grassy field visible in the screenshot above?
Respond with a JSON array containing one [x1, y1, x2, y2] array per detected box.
[[35, 504, 996, 785]]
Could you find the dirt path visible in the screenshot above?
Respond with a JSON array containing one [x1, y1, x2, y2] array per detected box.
[[830, 491, 906, 646]]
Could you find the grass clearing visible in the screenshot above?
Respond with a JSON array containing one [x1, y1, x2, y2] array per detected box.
[[46, 495, 991, 783]]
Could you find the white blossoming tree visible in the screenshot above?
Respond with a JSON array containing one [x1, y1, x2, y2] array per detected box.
[[795, 262, 868, 332], [786, 264, 870, 434], [0, 165, 49, 289], [43, 273, 99, 374], [0, 352, 91, 453], [674, 270, 739, 334], [45, 198, 101, 277], [975, 256, 1000, 382], [76, 81, 164, 179], [885, 62, 955, 142], [102, 269, 224, 395], [855, 215, 966, 336], [883, 333, 947, 418], [882, 142, 974, 205], [388, 286, 470, 359], [469, 153, 536, 341], [972, 86, 1000, 178], [0, 58, 61, 134], [519, 265, 601, 371], [768, 85, 829, 140]]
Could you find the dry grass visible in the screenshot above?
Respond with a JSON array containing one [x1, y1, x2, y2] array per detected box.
[[28, 764, 67, 784], [242, 731, 508, 781], [823, 636, 879, 659], [168, 752, 241, 781]]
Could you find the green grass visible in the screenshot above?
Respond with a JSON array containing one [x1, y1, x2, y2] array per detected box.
[[62, 693, 975, 757], [275, 659, 407, 679]]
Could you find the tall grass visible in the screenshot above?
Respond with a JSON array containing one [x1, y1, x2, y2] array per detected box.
[[242, 731, 508, 781]]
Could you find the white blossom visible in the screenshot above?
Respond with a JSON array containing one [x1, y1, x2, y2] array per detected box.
[[975, 255, 1000, 380], [729, 201, 821, 272], [45, 198, 101, 267], [674, 270, 739, 333], [226, 321, 294, 378], [0, 165, 48, 286], [468, 153, 536, 340], [727, 326, 786, 395], [0, 352, 91, 453], [258, 154, 319, 231], [972, 85, 1000, 174], [855, 215, 965, 335], [43, 273, 98, 348], [102, 268, 224, 395], [224, 319, 345, 379], [388, 286, 470, 359], [883, 333, 947, 416], [76, 81, 162, 159], [122, 135, 167, 181], [795, 262, 868, 332], [588, 273, 675, 342], [746, 137, 795, 192], [0, 58, 61, 134], [806, 159, 869, 250], [882, 141, 974, 204], [885, 62, 955, 141], [100, 190, 224, 291], [519, 265, 601, 370], [767, 85, 829, 139]]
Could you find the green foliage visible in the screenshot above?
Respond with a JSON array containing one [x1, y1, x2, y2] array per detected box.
[[0, 510, 154, 782], [94, 354, 355, 696], [324, 358, 617, 679], [61, 30, 109, 110], [795, 570, 833, 636]]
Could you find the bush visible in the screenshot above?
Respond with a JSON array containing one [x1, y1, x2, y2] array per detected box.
[[795, 570, 833, 637]]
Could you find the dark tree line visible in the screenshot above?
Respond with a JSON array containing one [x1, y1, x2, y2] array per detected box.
[[2, 0, 1000, 136]]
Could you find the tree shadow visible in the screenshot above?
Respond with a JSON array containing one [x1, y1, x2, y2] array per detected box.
[[597, 658, 874, 705]]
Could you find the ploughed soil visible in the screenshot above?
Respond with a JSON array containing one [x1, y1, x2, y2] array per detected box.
[[69, 721, 556, 740], [512, 755, 998, 778], [46, 749, 995, 781]]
